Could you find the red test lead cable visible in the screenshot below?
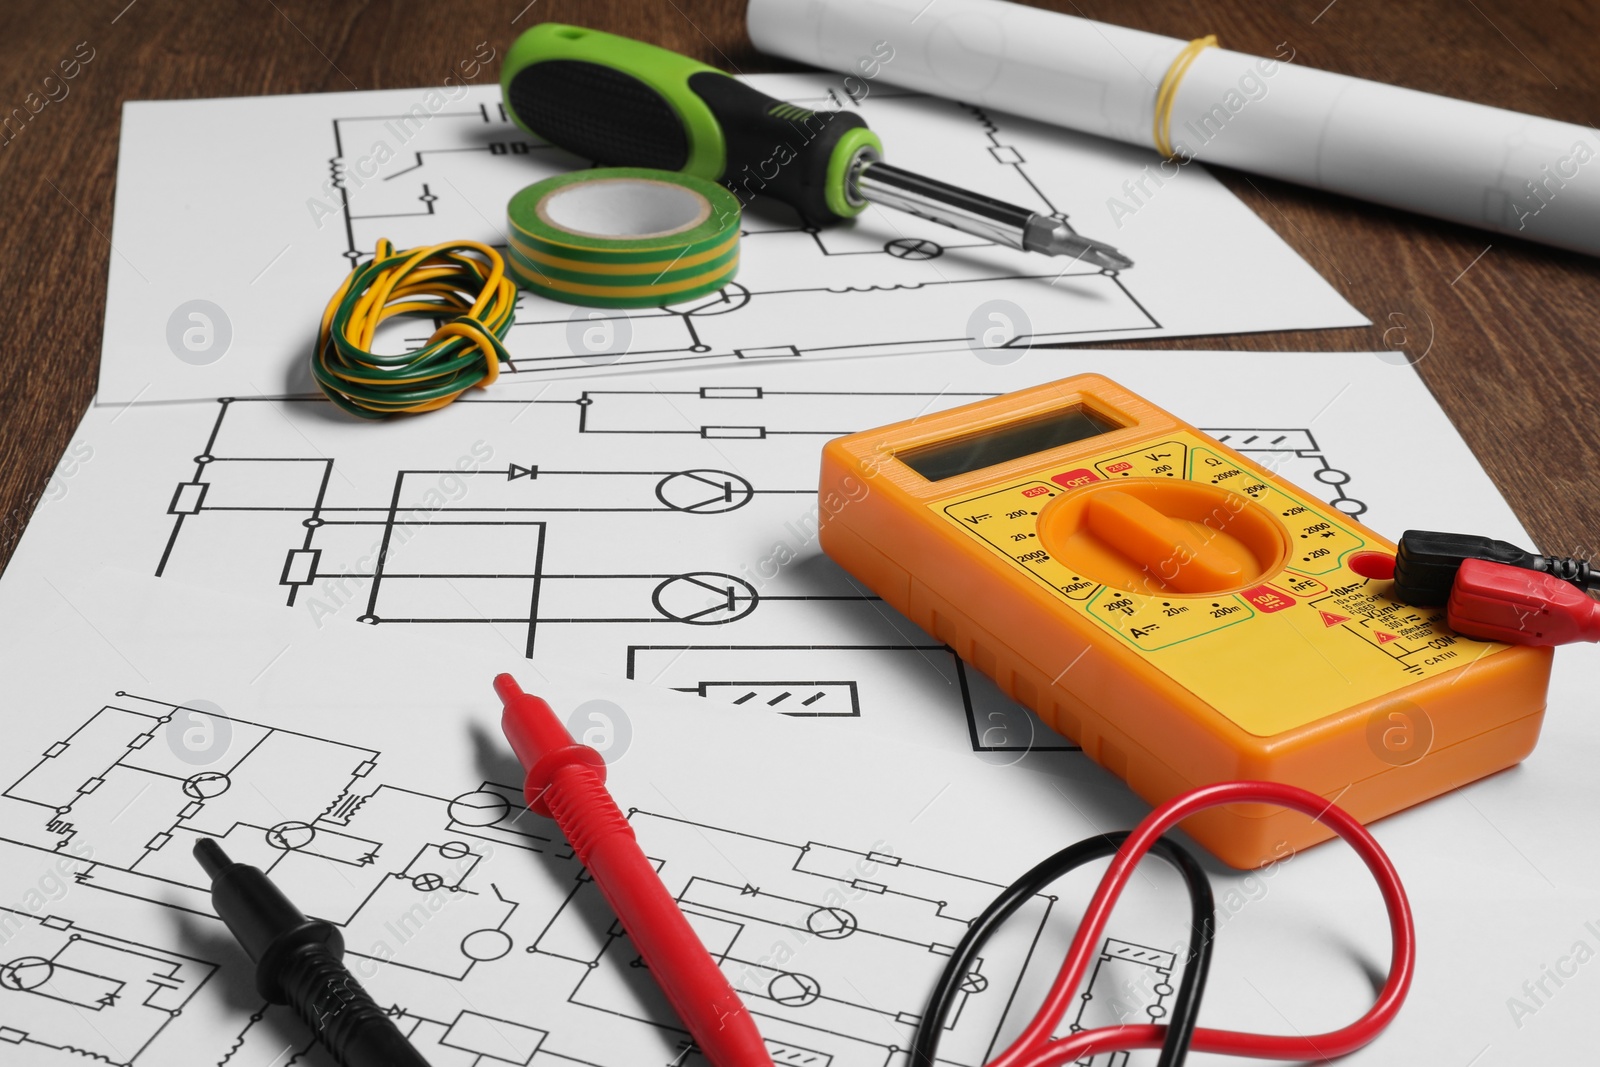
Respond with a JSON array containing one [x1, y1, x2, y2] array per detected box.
[[987, 781, 1415, 1067], [494, 676, 774, 1067]]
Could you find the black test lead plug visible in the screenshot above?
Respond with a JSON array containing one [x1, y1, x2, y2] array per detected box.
[[1393, 529, 1597, 606], [195, 839, 432, 1067]]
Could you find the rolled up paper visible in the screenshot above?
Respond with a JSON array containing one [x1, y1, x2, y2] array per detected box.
[[748, 0, 1600, 256]]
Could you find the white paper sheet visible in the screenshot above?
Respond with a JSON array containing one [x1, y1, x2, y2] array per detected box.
[[98, 78, 1364, 403], [0, 554, 1595, 1066], [16, 350, 1532, 773], [0, 572, 1153, 1067]]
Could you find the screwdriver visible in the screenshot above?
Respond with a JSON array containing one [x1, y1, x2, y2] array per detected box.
[[500, 23, 1134, 269]]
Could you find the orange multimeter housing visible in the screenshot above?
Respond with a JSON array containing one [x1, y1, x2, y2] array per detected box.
[[819, 374, 1552, 868]]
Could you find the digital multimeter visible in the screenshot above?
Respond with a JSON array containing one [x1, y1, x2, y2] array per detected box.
[[819, 375, 1553, 867]]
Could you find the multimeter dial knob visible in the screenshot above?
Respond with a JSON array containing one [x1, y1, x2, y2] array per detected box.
[[1037, 479, 1288, 595]]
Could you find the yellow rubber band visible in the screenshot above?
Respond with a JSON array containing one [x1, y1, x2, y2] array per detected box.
[[1153, 34, 1218, 159]]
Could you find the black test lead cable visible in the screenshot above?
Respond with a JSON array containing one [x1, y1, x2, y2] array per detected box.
[[912, 833, 1216, 1067], [196, 839, 433, 1067]]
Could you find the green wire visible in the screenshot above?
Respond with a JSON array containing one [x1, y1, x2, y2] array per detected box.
[[313, 240, 517, 419]]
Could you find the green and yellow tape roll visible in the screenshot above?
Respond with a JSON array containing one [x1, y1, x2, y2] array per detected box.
[[506, 167, 741, 308]]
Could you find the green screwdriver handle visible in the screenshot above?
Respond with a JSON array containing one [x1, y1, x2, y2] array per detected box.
[[500, 23, 884, 224]]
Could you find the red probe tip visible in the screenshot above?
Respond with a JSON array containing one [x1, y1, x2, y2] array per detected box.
[[493, 672, 525, 704], [493, 676, 604, 813], [489, 675, 774, 1067]]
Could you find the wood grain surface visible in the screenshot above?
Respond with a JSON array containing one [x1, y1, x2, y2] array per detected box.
[[0, 0, 1595, 574]]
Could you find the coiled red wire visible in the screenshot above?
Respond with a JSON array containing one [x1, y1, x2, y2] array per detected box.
[[987, 781, 1415, 1067]]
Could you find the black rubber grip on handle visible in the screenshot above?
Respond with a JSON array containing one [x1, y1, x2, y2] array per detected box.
[[688, 72, 868, 224], [505, 59, 690, 170]]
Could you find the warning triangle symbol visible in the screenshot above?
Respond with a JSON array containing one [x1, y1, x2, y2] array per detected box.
[[1319, 610, 1351, 627], [508, 463, 537, 481], [1375, 631, 1398, 644]]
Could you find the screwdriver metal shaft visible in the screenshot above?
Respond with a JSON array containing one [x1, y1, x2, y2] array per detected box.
[[852, 160, 1135, 270]]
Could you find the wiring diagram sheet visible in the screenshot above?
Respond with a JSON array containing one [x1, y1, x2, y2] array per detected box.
[[15, 349, 1538, 772], [0, 538, 1596, 1067], [98, 75, 1365, 403], [0, 572, 1181, 1067]]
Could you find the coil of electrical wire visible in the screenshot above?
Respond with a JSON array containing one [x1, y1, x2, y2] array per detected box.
[[917, 781, 1415, 1067], [312, 238, 516, 418], [912, 833, 1215, 1067]]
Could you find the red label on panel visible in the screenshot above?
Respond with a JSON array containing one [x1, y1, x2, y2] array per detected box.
[[1319, 610, 1352, 627], [1051, 468, 1101, 489], [1105, 461, 1134, 473], [1022, 486, 1050, 498], [1241, 585, 1295, 613]]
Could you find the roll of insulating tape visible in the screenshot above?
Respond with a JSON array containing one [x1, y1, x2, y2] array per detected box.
[[506, 167, 740, 309]]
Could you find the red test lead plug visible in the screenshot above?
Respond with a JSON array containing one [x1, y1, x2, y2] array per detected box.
[[1448, 558, 1600, 647], [493, 675, 773, 1067]]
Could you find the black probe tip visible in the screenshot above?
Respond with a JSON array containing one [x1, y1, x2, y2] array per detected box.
[[193, 837, 433, 1066], [194, 837, 233, 881]]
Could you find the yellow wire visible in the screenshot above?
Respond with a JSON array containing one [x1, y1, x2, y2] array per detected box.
[[313, 238, 517, 417]]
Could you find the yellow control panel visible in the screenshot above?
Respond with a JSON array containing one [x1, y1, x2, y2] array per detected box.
[[933, 429, 1474, 737], [819, 374, 1552, 867]]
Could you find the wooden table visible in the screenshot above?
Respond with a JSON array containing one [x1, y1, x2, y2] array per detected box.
[[1, 0, 1595, 571]]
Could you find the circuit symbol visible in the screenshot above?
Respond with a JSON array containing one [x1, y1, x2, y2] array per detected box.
[[884, 237, 944, 260], [655, 470, 756, 513], [652, 573, 760, 624]]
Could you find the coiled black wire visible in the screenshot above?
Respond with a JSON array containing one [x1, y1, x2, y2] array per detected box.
[[911, 832, 1215, 1067]]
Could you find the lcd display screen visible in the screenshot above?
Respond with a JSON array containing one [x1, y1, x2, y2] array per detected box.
[[898, 405, 1121, 480]]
